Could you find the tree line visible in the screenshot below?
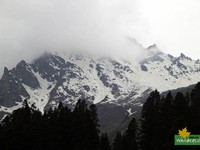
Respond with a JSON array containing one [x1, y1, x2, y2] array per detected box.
[[112, 82, 200, 150], [1, 82, 200, 149], [0, 100, 101, 150], [138, 82, 200, 150]]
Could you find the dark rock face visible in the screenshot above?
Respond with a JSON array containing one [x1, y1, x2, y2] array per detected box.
[[96, 63, 110, 87], [111, 60, 133, 73], [0, 60, 38, 107], [83, 85, 90, 92], [43, 59, 91, 110], [0, 67, 29, 107], [32, 53, 66, 82], [11, 60, 40, 89], [172, 58, 188, 70], [65, 61, 84, 79], [141, 65, 148, 71], [111, 83, 121, 98], [140, 53, 164, 64], [178, 53, 192, 61], [176, 61, 187, 70]]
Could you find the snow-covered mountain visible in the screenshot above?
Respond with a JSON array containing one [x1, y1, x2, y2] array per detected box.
[[0, 42, 200, 127]]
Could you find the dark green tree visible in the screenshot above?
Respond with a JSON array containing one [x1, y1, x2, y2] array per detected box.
[[113, 132, 123, 150], [174, 92, 189, 118], [139, 90, 161, 150], [123, 118, 138, 150], [159, 92, 174, 149], [99, 133, 111, 150], [190, 82, 200, 135], [0, 99, 102, 150]]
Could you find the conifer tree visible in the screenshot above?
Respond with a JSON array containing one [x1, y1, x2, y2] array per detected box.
[[0, 99, 102, 150], [99, 133, 111, 150], [159, 92, 174, 149], [86, 104, 100, 150], [190, 82, 200, 134], [191, 82, 200, 106], [139, 90, 161, 150], [174, 92, 189, 118], [122, 118, 138, 150], [113, 132, 123, 150]]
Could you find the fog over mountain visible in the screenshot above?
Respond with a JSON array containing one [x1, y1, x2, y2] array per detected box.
[[1, 0, 200, 76]]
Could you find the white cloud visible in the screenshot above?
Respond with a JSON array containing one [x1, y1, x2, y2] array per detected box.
[[0, 0, 200, 75]]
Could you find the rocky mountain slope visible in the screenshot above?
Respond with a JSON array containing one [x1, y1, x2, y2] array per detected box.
[[0, 43, 200, 130]]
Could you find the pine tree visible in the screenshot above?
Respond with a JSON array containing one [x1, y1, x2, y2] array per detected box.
[[99, 133, 111, 150], [0, 99, 103, 150], [86, 104, 100, 150], [113, 132, 123, 150], [190, 82, 200, 135], [139, 90, 161, 150], [191, 82, 200, 106], [159, 92, 174, 149], [74, 99, 88, 113], [174, 92, 189, 118], [123, 118, 138, 150]]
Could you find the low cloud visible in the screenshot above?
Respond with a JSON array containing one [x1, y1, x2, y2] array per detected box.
[[0, 0, 200, 76]]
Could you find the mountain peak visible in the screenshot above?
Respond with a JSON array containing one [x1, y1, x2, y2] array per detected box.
[[143, 44, 163, 58], [16, 60, 28, 68], [1, 67, 10, 79], [178, 53, 192, 60], [3, 67, 9, 73], [147, 44, 162, 53], [147, 44, 158, 50], [180, 53, 186, 58]]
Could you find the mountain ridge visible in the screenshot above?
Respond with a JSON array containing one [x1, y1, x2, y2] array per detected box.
[[0, 43, 200, 130]]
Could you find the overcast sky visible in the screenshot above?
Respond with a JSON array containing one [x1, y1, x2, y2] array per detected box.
[[0, 0, 200, 75]]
